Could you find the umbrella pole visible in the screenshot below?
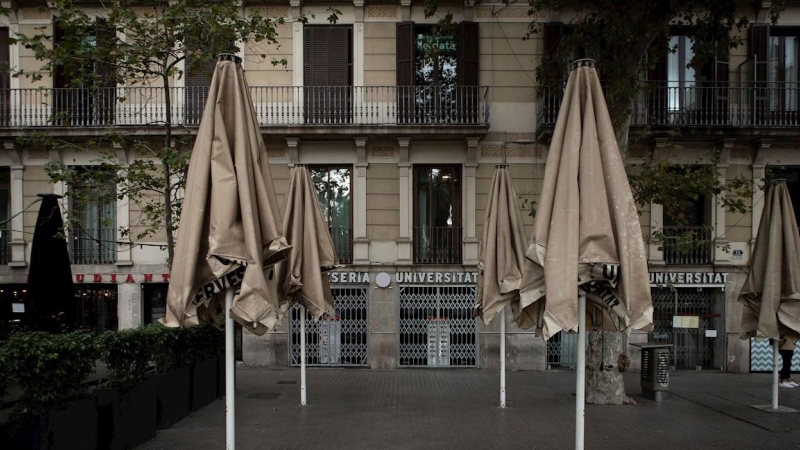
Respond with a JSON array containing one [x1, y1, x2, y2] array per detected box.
[[300, 305, 307, 405], [576, 291, 586, 450], [772, 340, 780, 410], [500, 306, 506, 408], [224, 287, 236, 450]]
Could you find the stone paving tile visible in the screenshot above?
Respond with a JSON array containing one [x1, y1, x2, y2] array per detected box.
[[138, 367, 800, 450]]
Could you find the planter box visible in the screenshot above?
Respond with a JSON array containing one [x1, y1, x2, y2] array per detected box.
[[216, 355, 225, 399], [191, 357, 218, 411], [95, 378, 157, 450], [155, 366, 191, 430], [6, 396, 97, 450]]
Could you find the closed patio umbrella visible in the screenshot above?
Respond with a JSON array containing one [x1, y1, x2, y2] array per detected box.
[[476, 163, 529, 408], [163, 54, 291, 450], [519, 60, 653, 449], [274, 164, 339, 405], [739, 179, 800, 412], [27, 194, 73, 332]]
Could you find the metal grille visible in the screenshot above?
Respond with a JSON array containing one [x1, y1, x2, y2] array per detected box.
[[290, 286, 368, 366], [546, 331, 578, 368], [649, 287, 722, 369], [398, 285, 476, 367]]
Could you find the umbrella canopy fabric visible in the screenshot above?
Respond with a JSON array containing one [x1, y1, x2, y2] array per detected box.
[[518, 64, 653, 339], [739, 181, 800, 345], [163, 59, 291, 335], [27, 194, 74, 332], [274, 165, 339, 320], [476, 166, 530, 324]]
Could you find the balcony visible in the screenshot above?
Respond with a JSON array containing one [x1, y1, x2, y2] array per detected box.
[[70, 226, 117, 265], [661, 226, 713, 265], [330, 226, 352, 265], [413, 226, 462, 265], [537, 81, 800, 140], [0, 86, 490, 139]]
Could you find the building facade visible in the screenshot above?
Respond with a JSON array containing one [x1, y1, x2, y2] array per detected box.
[[0, 1, 797, 374]]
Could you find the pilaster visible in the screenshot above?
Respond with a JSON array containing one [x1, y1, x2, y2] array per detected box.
[[114, 142, 132, 266], [353, 137, 370, 265], [463, 137, 479, 266], [752, 139, 772, 251], [714, 139, 733, 265], [397, 137, 412, 266], [5, 141, 25, 266]]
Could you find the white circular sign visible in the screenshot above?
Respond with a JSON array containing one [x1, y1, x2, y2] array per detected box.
[[375, 272, 391, 288]]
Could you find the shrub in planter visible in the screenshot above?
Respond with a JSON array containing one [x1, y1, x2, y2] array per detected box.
[[95, 328, 158, 450], [186, 324, 224, 411], [143, 324, 192, 429], [1, 330, 98, 450]]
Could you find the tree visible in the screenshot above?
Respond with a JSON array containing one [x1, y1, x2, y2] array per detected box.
[[12, 0, 297, 267]]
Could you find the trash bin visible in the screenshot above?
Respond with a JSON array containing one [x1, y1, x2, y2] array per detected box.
[[631, 343, 672, 401]]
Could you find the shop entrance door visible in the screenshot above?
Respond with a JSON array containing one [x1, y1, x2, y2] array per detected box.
[[398, 285, 477, 367], [649, 287, 724, 369]]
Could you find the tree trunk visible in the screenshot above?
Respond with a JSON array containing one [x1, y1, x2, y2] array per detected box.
[[586, 330, 635, 405], [162, 72, 175, 269]]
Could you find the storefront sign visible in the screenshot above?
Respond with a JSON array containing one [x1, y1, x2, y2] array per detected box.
[[395, 272, 478, 284], [649, 272, 727, 285], [328, 272, 371, 284], [71, 273, 171, 283]]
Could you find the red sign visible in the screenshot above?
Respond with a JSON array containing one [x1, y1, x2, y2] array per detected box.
[[73, 273, 170, 283]]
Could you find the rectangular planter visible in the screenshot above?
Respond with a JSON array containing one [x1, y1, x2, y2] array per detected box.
[[216, 355, 225, 399], [191, 357, 218, 411], [95, 378, 157, 450], [6, 395, 97, 450], [155, 366, 191, 430]]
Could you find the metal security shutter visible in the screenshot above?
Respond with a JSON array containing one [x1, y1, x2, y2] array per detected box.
[[304, 26, 352, 124], [396, 22, 414, 123]]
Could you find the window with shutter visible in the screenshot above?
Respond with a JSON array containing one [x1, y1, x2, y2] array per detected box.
[[751, 24, 770, 124], [185, 59, 214, 125], [303, 25, 353, 124], [0, 28, 9, 126], [762, 26, 800, 123]]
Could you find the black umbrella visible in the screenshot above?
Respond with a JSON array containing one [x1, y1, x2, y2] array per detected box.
[[27, 194, 74, 332]]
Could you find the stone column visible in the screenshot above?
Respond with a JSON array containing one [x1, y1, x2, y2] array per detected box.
[[649, 203, 665, 265], [117, 281, 140, 329], [397, 137, 412, 266], [353, 137, 370, 265], [463, 137, 479, 266]]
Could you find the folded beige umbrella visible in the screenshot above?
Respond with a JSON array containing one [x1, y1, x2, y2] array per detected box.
[[518, 63, 653, 340], [163, 57, 291, 336], [275, 165, 339, 320], [476, 165, 529, 324], [739, 180, 800, 411], [740, 180, 800, 345]]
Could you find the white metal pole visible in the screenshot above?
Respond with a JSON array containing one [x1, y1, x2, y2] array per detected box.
[[772, 340, 780, 410], [300, 304, 307, 406], [500, 307, 506, 408], [576, 292, 586, 450], [224, 287, 236, 450]]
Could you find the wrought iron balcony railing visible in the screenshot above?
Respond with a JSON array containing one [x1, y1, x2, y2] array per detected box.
[[70, 226, 117, 265], [661, 226, 713, 265], [329, 226, 352, 265], [0, 85, 490, 128], [413, 226, 462, 265], [537, 81, 800, 129]]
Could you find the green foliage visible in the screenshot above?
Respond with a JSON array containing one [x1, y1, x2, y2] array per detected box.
[[96, 327, 155, 388], [140, 324, 191, 373], [0, 331, 97, 414], [185, 324, 225, 362], [12, 0, 341, 267]]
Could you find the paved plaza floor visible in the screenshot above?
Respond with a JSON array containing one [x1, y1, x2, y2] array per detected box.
[[138, 366, 800, 450]]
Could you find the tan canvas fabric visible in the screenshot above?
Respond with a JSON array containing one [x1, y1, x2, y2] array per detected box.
[[163, 60, 291, 335], [274, 165, 339, 320], [740, 181, 800, 345], [476, 166, 530, 324], [518, 65, 653, 340]]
